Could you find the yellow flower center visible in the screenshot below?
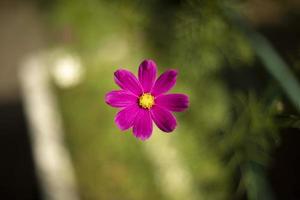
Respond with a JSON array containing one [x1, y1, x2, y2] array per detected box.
[[139, 93, 154, 109]]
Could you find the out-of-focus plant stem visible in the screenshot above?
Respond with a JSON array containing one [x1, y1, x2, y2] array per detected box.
[[223, 7, 300, 200], [226, 8, 300, 113]]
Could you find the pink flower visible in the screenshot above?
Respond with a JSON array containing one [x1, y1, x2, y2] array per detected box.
[[105, 59, 189, 140]]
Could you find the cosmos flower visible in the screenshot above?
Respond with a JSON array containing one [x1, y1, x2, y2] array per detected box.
[[105, 59, 189, 140]]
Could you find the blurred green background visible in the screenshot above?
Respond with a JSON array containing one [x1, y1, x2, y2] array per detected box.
[[33, 0, 300, 199]]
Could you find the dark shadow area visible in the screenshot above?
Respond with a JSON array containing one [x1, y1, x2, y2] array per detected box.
[[268, 128, 300, 200], [0, 101, 41, 200]]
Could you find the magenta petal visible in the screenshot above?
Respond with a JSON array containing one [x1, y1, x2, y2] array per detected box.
[[115, 104, 139, 130], [114, 69, 143, 95], [138, 60, 157, 93], [155, 94, 189, 112], [105, 90, 137, 107], [150, 106, 177, 132], [133, 109, 153, 141], [152, 70, 177, 96]]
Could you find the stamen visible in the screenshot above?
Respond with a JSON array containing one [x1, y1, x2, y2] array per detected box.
[[139, 93, 154, 109]]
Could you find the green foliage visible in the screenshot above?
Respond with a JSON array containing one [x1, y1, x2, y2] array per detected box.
[[277, 114, 300, 129]]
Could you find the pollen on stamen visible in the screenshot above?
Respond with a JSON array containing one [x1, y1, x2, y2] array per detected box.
[[139, 93, 154, 109]]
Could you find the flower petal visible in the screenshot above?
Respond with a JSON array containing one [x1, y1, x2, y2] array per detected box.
[[155, 94, 189, 112], [115, 104, 139, 130], [152, 70, 177, 96], [105, 90, 137, 108], [138, 59, 157, 92], [114, 69, 143, 95], [133, 109, 153, 141], [150, 106, 177, 132]]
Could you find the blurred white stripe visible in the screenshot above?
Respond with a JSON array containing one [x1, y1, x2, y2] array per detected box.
[[19, 53, 80, 200]]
